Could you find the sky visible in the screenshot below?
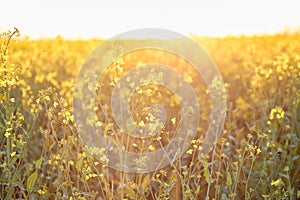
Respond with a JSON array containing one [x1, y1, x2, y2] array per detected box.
[[1, 0, 300, 39]]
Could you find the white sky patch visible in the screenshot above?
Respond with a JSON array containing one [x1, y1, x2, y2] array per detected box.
[[1, 0, 300, 39]]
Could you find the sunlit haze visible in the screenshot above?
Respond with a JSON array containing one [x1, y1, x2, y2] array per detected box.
[[1, 0, 300, 39]]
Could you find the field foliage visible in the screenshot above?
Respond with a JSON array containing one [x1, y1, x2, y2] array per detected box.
[[0, 29, 299, 199]]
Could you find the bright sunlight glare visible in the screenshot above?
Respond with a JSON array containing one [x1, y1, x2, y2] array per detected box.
[[1, 0, 300, 39]]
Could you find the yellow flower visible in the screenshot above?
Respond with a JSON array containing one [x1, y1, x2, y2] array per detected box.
[[69, 160, 74, 166], [132, 143, 138, 147], [69, 115, 74, 122], [90, 173, 97, 178], [271, 179, 281, 187], [19, 115, 24, 121], [159, 169, 167, 176], [148, 145, 155, 151], [247, 134, 253, 139], [171, 117, 176, 124], [53, 101, 58, 108], [38, 188, 47, 194], [114, 56, 125, 65], [269, 107, 284, 120], [10, 98, 15, 103], [10, 152, 16, 157], [85, 173, 97, 180], [59, 109, 74, 124], [38, 189, 45, 194], [4, 132, 11, 138], [138, 120, 145, 127], [44, 95, 50, 101], [256, 148, 262, 155], [186, 149, 193, 155]]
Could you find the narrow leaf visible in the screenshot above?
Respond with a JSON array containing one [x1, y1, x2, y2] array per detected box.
[[141, 175, 150, 194], [27, 171, 38, 193], [226, 171, 232, 186], [35, 158, 43, 169]]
